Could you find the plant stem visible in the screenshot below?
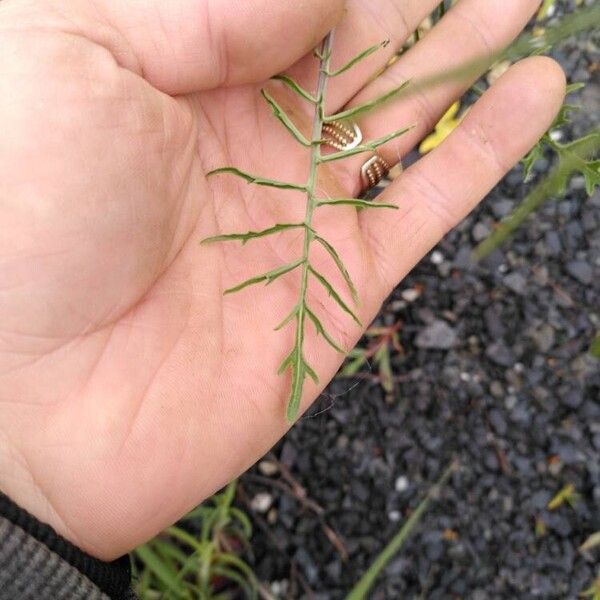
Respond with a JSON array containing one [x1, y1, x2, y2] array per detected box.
[[287, 32, 335, 422], [345, 460, 458, 600]]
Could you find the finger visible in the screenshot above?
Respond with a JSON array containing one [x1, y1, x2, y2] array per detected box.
[[330, 0, 543, 196], [284, 0, 439, 113], [5, 0, 346, 95], [359, 57, 565, 303]]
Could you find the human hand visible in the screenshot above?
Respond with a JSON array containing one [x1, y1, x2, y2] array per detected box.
[[0, 0, 564, 560]]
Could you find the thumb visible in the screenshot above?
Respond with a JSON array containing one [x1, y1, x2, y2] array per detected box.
[[94, 0, 346, 94]]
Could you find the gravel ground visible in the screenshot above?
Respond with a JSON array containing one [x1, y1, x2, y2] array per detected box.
[[240, 10, 600, 600]]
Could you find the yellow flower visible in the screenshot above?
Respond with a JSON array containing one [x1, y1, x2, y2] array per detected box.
[[419, 101, 466, 154]]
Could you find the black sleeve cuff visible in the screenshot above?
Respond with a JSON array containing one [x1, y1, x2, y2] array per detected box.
[[0, 492, 135, 600]]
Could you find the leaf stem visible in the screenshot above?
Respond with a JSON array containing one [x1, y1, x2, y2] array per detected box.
[[286, 31, 336, 423]]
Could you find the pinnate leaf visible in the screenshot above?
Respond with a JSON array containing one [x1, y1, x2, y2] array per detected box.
[[324, 81, 410, 123], [272, 75, 317, 103], [317, 198, 398, 210], [306, 306, 345, 354], [325, 40, 390, 77], [261, 89, 312, 147], [202, 223, 305, 245], [208, 167, 306, 191], [308, 265, 362, 327], [224, 259, 304, 295], [314, 235, 359, 305]]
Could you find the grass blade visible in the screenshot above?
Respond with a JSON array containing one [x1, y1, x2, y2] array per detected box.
[[345, 461, 459, 600], [325, 81, 410, 122], [202, 223, 305, 245], [225, 259, 304, 295], [261, 89, 313, 147], [306, 306, 345, 354], [308, 265, 362, 327], [314, 235, 359, 305], [208, 167, 307, 191], [136, 545, 187, 599], [272, 75, 317, 103], [325, 40, 390, 77], [317, 198, 398, 210]]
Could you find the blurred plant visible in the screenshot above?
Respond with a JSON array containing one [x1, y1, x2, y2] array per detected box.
[[474, 126, 599, 260], [581, 574, 600, 600], [345, 461, 458, 600], [135, 482, 257, 600], [547, 483, 581, 510], [534, 515, 547, 538], [522, 83, 599, 193], [474, 78, 599, 260], [580, 531, 600, 553], [340, 320, 404, 397], [590, 331, 600, 359], [537, 0, 558, 21]]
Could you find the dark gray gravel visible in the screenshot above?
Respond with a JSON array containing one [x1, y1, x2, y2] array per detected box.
[[241, 7, 599, 599]]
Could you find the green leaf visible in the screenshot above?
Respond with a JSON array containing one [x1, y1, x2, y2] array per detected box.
[[324, 81, 410, 123], [136, 545, 187, 599], [317, 198, 398, 210], [341, 350, 368, 376], [272, 75, 317, 103], [523, 85, 590, 184], [211, 566, 256, 599], [581, 159, 600, 195], [274, 305, 300, 331], [566, 82, 585, 95], [207, 167, 307, 191], [278, 348, 296, 375], [286, 353, 306, 422], [308, 265, 362, 327], [319, 126, 413, 163], [314, 235, 359, 305], [325, 40, 390, 77], [522, 141, 546, 182], [555, 132, 600, 194], [304, 360, 320, 385], [260, 89, 313, 147], [224, 259, 304, 295], [590, 332, 600, 359], [345, 461, 458, 600], [375, 344, 394, 395], [202, 223, 305, 245], [306, 306, 345, 354], [477, 129, 600, 259]]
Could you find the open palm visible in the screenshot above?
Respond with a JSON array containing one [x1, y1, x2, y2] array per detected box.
[[0, 0, 564, 560]]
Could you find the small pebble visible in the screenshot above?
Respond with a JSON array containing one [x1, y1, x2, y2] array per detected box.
[[251, 492, 274, 514], [395, 476, 410, 493]]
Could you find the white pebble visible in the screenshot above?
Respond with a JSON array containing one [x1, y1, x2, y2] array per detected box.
[[395, 476, 410, 493], [430, 251, 445, 265], [401, 288, 421, 303], [251, 492, 273, 514], [258, 460, 279, 477], [388, 510, 401, 522]]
